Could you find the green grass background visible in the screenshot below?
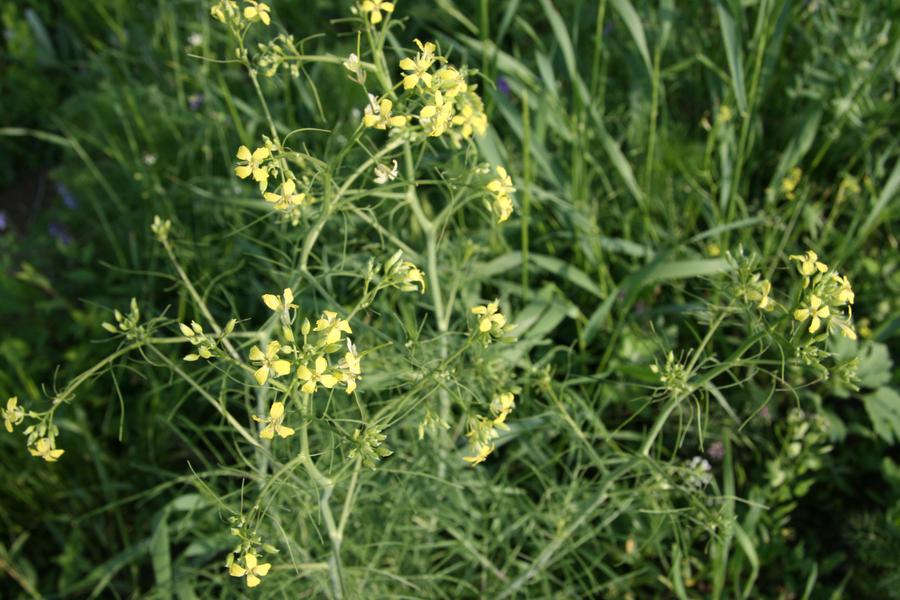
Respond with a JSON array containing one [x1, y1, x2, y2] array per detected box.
[[1, 0, 899, 597]]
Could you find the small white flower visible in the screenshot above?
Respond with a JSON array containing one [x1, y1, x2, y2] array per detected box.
[[373, 160, 399, 185], [143, 153, 157, 166], [343, 53, 359, 72], [363, 93, 380, 120], [187, 32, 203, 48], [686, 456, 713, 488]]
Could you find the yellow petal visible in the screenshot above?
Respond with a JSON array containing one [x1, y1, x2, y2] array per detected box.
[[272, 360, 291, 377], [260, 424, 275, 439], [315, 356, 328, 374], [379, 99, 393, 114], [390, 116, 408, 128], [254, 366, 270, 386], [301, 380, 316, 394], [229, 562, 247, 577], [276, 425, 295, 438], [283, 287, 294, 305], [236, 145, 252, 161], [265, 341, 281, 359], [252, 147, 271, 161], [809, 316, 821, 333], [246, 574, 261, 588], [234, 165, 253, 179], [403, 74, 418, 89], [399, 57, 416, 71], [345, 379, 357, 394], [296, 364, 312, 380], [793, 309, 809, 322], [381, 2, 395, 12], [254, 562, 272, 577], [320, 374, 337, 388], [260, 11, 271, 25], [479, 318, 492, 332], [269, 401, 285, 419], [370, 10, 383, 24], [249, 346, 265, 361], [262, 294, 281, 310]]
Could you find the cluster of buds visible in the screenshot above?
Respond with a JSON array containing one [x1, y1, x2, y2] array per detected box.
[[257, 34, 300, 78], [102, 298, 146, 341], [179, 319, 236, 361], [650, 350, 692, 398], [348, 425, 393, 469]]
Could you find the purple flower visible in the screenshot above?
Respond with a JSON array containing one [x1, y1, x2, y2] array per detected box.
[[497, 76, 510, 96], [0, 211, 8, 232], [56, 183, 78, 209], [707, 441, 725, 462], [188, 93, 204, 111], [48, 222, 73, 245]]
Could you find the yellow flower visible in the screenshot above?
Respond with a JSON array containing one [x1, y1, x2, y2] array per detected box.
[[487, 166, 516, 197], [228, 552, 271, 588], [263, 179, 306, 211], [491, 392, 516, 428], [296, 356, 338, 394], [315, 311, 352, 345], [833, 274, 854, 305], [29, 437, 64, 462], [398, 261, 426, 293], [242, 1, 271, 25], [472, 300, 506, 333], [418, 90, 454, 136], [835, 319, 857, 341], [793, 294, 830, 334], [3, 397, 25, 433], [399, 39, 436, 89], [359, 0, 394, 24], [781, 167, 802, 200], [493, 194, 514, 223], [363, 97, 408, 130], [262, 288, 297, 312], [249, 341, 291, 385], [451, 103, 488, 138], [435, 66, 467, 97], [339, 340, 362, 394], [789, 250, 828, 277], [234, 145, 271, 191], [754, 279, 775, 311], [463, 442, 493, 466], [253, 401, 295, 439]]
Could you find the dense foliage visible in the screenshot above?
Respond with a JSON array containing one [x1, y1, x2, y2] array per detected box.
[[1, 0, 899, 598]]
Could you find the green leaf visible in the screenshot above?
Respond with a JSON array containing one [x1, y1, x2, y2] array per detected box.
[[863, 387, 900, 444], [856, 343, 893, 389], [150, 515, 173, 599], [716, 0, 747, 113]]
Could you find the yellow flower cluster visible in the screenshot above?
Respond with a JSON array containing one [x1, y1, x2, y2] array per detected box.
[[359, 39, 489, 144], [359, 0, 394, 24], [781, 167, 802, 201], [225, 518, 277, 588], [3, 397, 67, 462], [463, 392, 516, 465], [790, 250, 856, 339], [211, 0, 271, 28], [738, 272, 775, 311], [471, 300, 513, 344], [248, 289, 363, 395], [384, 250, 426, 293], [486, 166, 516, 223]]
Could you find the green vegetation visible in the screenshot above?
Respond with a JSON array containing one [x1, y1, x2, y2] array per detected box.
[[1, 0, 899, 597]]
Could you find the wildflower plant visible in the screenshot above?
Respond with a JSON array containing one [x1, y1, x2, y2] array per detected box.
[[3, 1, 897, 598]]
